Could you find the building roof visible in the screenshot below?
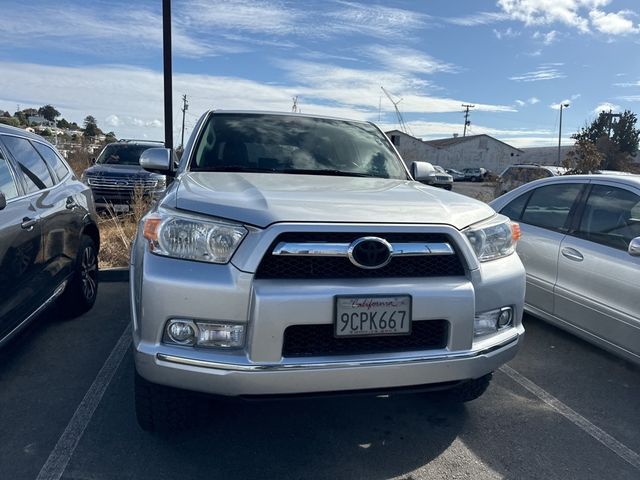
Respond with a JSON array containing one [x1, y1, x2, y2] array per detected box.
[[425, 134, 523, 152]]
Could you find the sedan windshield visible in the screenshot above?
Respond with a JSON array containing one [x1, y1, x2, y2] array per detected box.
[[190, 113, 409, 180]]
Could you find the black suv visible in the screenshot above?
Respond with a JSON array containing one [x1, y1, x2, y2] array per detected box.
[[82, 140, 167, 212], [0, 125, 100, 347]]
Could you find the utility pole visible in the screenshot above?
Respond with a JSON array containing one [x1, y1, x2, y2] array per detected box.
[[462, 104, 474, 137], [180, 94, 188, 149], [604, 110, 622, 138], [292, 96, 299, 113], [557, 102, 570, 165], [162, 0, 173, 151]]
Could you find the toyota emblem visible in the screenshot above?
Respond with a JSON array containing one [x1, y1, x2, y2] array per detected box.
[[347, 237, 393, 269]]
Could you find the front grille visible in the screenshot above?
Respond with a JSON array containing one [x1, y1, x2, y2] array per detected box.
[[255, 232, 465, 279], [87, 176, 158, 188], [282, 320, 449, 357]]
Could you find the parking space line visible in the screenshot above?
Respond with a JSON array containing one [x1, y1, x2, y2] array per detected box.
[[499, 364, 640, 471], [36, 324, 131, 480]]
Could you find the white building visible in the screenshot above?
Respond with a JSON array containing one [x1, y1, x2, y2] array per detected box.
[[424, 135, 523, 173]]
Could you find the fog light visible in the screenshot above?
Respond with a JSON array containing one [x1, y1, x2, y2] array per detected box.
[[474, 307, 514, 337], [195, 322, 245, 348], [166, 320, 196, 345], [497, 308, 513, 328]]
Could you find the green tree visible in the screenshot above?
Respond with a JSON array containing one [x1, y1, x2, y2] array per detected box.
[[40, 128, 52, 137], [571, 109, 639, 171], [105, 131, 117, 144], [38, 104, 60, 122], [83, 115, 100, 138], [57, 118, 71, 129]]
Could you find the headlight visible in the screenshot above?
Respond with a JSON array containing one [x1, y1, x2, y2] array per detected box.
[[464, 215, 520, 262], [142, 210, 247, 263]]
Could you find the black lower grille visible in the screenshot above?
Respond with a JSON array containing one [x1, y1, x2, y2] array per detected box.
[[256, 232, 465, 279], [282, 320, 449, 357]]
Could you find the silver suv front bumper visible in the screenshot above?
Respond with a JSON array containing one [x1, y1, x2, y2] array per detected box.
[[131, 223, 525, 396]]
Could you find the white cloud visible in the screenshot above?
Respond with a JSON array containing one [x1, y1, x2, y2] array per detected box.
[[515, 97, 540, 107], [529, 97, 541, 104], [497, 0, 640, 35], [510, 65, 566, 82], [362, 45, 456, 74], [515, 99, 527, 106], [444, 11, 509, 26], [614, 80, 640, 87], [592, 102, 620, 114], [549, 100, 572, 109], [617, 95, 640, 102], [533, 29, 558, 44], [498, 0, 611, 32], [589, 9, 639, 35], [493, 27, 521, 39], [0, 61, 515, 142]]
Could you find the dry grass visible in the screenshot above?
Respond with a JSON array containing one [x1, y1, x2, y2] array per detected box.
[[98, 187, 152, 268], [67, 147, 93, 177]]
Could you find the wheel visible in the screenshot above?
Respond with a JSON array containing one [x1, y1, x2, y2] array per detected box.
[[438, 373, 492, 403], [135, 371, 196, 432], [445, 185, 452, 191], [59, 235, 98, 317], [470, 176, 478, 182]]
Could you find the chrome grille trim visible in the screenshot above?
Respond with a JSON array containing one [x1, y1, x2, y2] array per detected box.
[[87, 176, 158, 188], [272, 241, 454, 257]]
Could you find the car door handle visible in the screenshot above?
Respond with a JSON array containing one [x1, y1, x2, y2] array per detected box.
[[21, 217, 38, 230], [561, 247, 584, 262]]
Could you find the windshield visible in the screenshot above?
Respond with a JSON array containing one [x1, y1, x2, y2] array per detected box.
[[190, 113, 408, 180], [96, 144, 153, 166]]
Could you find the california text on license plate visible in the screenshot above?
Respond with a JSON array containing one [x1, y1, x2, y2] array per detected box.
[[335, 295, 412, 337]]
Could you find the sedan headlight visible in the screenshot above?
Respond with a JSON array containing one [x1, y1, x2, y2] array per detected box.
[[464, 215, 520, 262], [142, 210, 247, 263]]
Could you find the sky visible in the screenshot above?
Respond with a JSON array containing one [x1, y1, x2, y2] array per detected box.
[[1, 0, 639, 148]]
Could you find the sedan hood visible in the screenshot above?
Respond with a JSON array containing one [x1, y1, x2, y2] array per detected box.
[[171, 172, 495, 229]]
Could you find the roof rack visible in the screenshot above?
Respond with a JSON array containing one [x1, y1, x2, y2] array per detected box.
[[117, 139, 164, 144]]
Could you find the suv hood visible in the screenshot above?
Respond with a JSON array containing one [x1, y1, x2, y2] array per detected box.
[[171, 172, 495, 229]]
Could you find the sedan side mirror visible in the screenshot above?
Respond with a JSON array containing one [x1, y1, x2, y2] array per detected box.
[[140, 148, 175, 177], [411, 161, 435, 182], [629, 237, 640, 257], [0, 192, 6, 211]]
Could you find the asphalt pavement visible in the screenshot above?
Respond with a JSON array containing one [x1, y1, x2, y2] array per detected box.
[[1, 273, 638, 480]]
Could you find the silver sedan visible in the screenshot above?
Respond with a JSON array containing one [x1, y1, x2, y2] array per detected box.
[[490, 174, 640, 365]]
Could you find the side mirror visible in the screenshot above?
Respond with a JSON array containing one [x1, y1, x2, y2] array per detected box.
[[91, 157, 96, 164], [629, 237, 640, 257], [140, 148, 175, 176], [0, 192, 6, 211], [411, 161, 435, 181]]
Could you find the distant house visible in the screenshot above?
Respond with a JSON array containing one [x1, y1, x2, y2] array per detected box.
[[27, 115, 54, 127], [424, 134, 523, 173]]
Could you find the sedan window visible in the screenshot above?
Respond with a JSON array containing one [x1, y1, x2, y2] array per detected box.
[[520, 183, 583, 232], [0, 155, 19, 200], [1, 135, 54, 193], [575, 185, 640, 250]]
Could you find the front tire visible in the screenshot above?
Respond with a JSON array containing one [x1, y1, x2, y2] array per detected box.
[[59, 235, 98, 317]]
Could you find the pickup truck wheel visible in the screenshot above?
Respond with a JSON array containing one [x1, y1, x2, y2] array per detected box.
[[440, 373, 492, 403], [135, 371, 195, 432], [59, 235, 98, 317]]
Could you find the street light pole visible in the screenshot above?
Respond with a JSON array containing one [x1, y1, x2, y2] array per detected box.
[[557, 102, 569, 165]]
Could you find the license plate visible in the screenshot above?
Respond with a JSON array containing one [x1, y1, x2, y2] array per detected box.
[[111, 204, 129, 213], [335, 295, 412, 337]]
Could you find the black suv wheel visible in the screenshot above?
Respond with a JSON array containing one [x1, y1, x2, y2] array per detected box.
[[60, 235, 98, 317]]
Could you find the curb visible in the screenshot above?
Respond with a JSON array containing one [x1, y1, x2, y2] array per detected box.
[[98, 267, 129, 282]]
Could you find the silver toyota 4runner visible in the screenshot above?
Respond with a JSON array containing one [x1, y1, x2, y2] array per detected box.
[[130, 111, 525, 431]]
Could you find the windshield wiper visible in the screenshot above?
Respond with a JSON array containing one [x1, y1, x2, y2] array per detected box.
[[280, 168, 381, 178]]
